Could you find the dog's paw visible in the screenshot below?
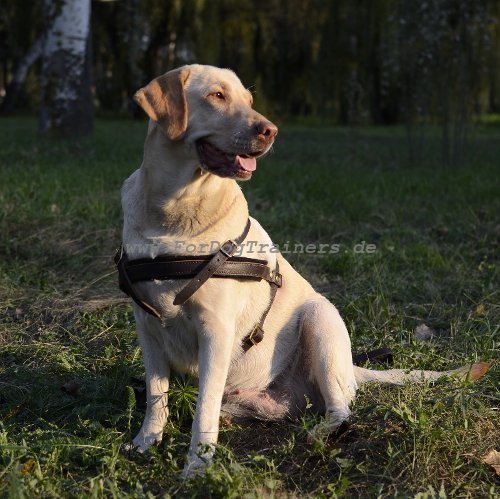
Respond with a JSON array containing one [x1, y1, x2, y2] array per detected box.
[[181, 456, 212, 479], [181, 446, 215, 479], [306, 409, 352, 447], [306, 419, 350, 445], [128, 429, 163, 453], [121, 441, 139, 454], [307, 419, 334, 446]]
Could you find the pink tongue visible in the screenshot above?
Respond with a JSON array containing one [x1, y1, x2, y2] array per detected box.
[[237, 156, 257, 172]]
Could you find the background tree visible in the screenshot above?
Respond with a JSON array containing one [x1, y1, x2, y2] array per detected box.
[[0, 0, 499, 152], [0, 0, 43, 115], [39, 0, 93, 138]]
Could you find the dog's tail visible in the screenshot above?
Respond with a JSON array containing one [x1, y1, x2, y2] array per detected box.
[[353, 361, 490, 386]]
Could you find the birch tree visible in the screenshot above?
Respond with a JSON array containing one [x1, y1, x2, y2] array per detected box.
[[39, 0, 93, 138], [0, 35, 44, 115]]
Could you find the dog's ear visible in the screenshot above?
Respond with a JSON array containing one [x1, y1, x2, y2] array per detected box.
[[134, 67, 191, 141]]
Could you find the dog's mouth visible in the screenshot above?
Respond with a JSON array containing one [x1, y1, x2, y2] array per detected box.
[[195, 139, 263, 180]]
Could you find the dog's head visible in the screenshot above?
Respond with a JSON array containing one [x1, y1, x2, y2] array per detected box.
[[134, 64, 278, 180]]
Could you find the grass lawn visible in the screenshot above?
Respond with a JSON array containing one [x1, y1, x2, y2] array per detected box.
[[0, 117, 498, 498]]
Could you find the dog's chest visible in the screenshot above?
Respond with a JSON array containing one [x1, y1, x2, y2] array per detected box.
[[159, 315, 199, 375], [135, 280, 200, 374]]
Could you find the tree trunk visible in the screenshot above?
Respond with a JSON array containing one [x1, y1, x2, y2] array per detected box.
[[0, 36, 44, 116], [39, 0, 93, 138]]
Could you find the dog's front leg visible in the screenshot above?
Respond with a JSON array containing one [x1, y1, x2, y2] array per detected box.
[[131, 319, 170, 453], [183, 317, 235, 476]]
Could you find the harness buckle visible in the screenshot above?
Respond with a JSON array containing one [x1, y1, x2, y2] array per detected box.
[[220, 239, 238, 257], [269, 270, 283, 287], [248, 325, 264, 346]]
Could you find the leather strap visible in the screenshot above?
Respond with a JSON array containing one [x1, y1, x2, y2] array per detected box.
[[352, 348, 394, 366], [114, 218, 283, 352], [173, 218, 252, 305], [242, 260, 280, 351], [114, 245, 162, 318], [125, 256, 282, 286], [116, 238, 393, 360]]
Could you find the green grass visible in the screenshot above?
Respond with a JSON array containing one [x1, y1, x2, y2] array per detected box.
[[0, 117, 499, 498]]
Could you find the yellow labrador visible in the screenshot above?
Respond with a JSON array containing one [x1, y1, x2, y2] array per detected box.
[[119, 64, 488, 475]]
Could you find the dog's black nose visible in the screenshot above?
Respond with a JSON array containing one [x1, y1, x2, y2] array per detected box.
[[256, 121, 278, 140]]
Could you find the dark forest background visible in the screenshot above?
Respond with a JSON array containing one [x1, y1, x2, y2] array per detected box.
[[1, 0, 499, 161]]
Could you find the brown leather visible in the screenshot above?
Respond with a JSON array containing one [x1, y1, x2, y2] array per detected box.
[[242, 260, 280, 352], [126, 257, 281, 285], [173, 218, 252, 305], [116, 240, 391, 360], [243, 325, 265, 351], [352, 348, 394, 366], [114, 218, 283, 351], [116, 237, 394, 359], [114, 246, 162, 318]]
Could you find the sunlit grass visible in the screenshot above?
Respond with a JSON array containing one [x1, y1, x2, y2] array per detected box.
[[0, 117, 498, 497]]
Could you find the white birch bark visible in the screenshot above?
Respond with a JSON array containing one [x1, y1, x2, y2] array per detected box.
[[39, 0, 93, 137], [14, 36, 44, 85]]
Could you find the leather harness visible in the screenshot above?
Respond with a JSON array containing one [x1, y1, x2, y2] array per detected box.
[[114, 219, 394, 363], [115, 219, 282, 351]]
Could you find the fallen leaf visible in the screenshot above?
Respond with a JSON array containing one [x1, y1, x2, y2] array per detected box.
[[467, 362, 491, 382], [414, 323, 435, 341], [472, 303, 485, 317], [482, 449, 500, 475], [22, 459, 35, 475]]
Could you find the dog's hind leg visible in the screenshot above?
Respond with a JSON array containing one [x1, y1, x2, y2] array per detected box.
[[130, 317, 170, 453], [301, 296, 358, 430]]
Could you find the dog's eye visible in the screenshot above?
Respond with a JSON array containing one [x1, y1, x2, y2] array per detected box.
[[213, 91, 225, 100]]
